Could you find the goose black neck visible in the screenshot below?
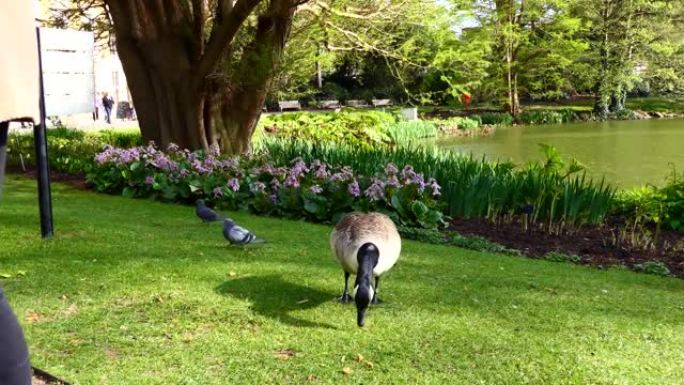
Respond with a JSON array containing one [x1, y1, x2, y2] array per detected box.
[[356, 243, 379, 280], [355, 243, 379, 327]]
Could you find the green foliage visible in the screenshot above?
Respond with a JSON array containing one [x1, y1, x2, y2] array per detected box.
[[471, 112, 514, 126], [398, 227, 520, 255], [383, 120, 439, 143], [257, 111, 399, 148], [5, 128, 140, 174], [614, 170, 684, 232], [543, 251, 582, 263], [87, 144, 445, 230], [261, 139, 615, 229], [449, 234, 520, 256], [608, 109, 637, 120], [97, 129, 143, 148], [433, 117, 481, 131], [397, 227, 448, 244], [634, 261, 671, 277], [518, 109, 578, 125]]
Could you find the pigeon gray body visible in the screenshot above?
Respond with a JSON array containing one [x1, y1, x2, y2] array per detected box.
[[223, 218, 265, 245], [196, 199, 222, 223]]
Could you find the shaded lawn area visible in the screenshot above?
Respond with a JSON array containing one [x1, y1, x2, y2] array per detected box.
[[1, 176, 683, 384]]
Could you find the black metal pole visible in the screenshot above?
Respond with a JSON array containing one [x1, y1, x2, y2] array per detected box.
[[34, 27, 53, 238], [0, 121, 8, 199]]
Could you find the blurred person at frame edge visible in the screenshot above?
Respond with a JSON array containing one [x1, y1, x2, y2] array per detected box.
[[0, 1, 42, 384]]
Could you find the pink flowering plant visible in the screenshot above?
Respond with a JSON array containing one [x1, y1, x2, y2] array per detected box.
[[88, 143, 445, 229]]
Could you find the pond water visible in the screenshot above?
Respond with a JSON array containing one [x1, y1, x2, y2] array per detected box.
[[433, 119, 684, 188]]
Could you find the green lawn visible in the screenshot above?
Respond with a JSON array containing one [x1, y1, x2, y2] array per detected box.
[[1, 176, 683, 384]]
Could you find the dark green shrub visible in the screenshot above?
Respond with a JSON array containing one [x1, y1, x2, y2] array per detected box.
[[6, 128, 142, 174], [449, 234, 520, 255], [634, 261, 671, 276], [614, 170, 684, 232], [518, 109, 578, 125], [471, 112, 514, 126], [543, 251, 582, 263], [433, 117, 480, 131]]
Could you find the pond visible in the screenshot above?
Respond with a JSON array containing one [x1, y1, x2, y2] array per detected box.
[[433, 118, 684, 188]]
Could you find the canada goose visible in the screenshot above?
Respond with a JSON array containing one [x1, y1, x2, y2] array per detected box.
[[330, 212, 401, 327]]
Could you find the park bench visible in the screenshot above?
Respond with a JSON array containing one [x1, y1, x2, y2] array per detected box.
[[318, 99, 341, 109], [371, 99, 392, 108], [278, 100, 302, 111], [345, 99, 370, 108]]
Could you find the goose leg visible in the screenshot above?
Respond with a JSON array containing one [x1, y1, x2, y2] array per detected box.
[[338, 271, 352, 303], [371, 276, 383, 304]]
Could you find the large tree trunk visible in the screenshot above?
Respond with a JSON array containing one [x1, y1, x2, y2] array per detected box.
[[593, 0, 611, 117], [497, 0, 520, 116], [114, 38, 203, 149], [105, 0, 297, 154], [213, 2, 296, 154]]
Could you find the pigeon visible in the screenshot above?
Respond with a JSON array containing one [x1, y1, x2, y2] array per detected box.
[[223, 218, 266, 245], [196, 199, 223, 223]]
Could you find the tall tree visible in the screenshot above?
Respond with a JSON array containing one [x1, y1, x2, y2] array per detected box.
[[106, 0, 303, 154], [46, 0, 421, 153], [575, 0, 681, 114], [460, 0, 584, 115]]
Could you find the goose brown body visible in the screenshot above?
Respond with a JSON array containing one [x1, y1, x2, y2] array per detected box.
[[330, 212, 401, 276]]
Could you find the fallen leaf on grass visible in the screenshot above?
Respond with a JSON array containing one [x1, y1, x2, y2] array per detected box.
[[307, 374, 317, 382], [342, 367, 353, 375], [0, 271, 26, 279], [356, 354, 365, 362], [274, 349, 297, 360], [62, 303, 78, 316], [26, 311, 40, 323], [364, 361, 375, 369], [182, 332, 196, 343], [228, 271, 237, 277], [105, 348, 118, 359]]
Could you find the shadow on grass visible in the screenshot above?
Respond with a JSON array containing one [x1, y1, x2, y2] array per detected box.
[[216, 274, 337, 329]]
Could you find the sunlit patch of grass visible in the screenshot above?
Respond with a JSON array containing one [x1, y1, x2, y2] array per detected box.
[[1, 176, 683, 384]]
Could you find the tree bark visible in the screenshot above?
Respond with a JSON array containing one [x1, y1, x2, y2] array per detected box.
[[105, 0, 298, 154], [214, 0, 297, 154], [593, 0, 611, 117]]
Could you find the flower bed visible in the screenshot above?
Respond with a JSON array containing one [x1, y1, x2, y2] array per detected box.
[[87, 143, 445, 229]]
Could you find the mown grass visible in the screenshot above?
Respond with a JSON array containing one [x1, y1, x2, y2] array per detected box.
[[1, 176, 684, 384]]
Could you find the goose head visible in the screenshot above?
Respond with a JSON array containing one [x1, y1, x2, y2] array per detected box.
[[353, 242, 379, 327]]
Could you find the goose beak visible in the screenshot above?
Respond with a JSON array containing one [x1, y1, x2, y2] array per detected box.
[[357, 308, 366, 327], [354, 282, 374, 328]]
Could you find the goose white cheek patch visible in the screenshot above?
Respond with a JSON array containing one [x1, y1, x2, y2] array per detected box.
[[351, 285, 374, 301]]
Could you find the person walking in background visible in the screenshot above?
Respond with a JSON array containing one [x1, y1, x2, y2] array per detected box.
[[102, 92, 114, 124], [93, 92, 102, 121]]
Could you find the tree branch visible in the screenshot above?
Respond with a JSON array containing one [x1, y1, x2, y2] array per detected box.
[[194, 0, 264, 88]]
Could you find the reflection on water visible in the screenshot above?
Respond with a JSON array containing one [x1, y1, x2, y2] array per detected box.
[[432, 119, 684, 188]]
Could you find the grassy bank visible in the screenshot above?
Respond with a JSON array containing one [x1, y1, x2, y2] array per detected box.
[[2, 177, 684, 384]]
